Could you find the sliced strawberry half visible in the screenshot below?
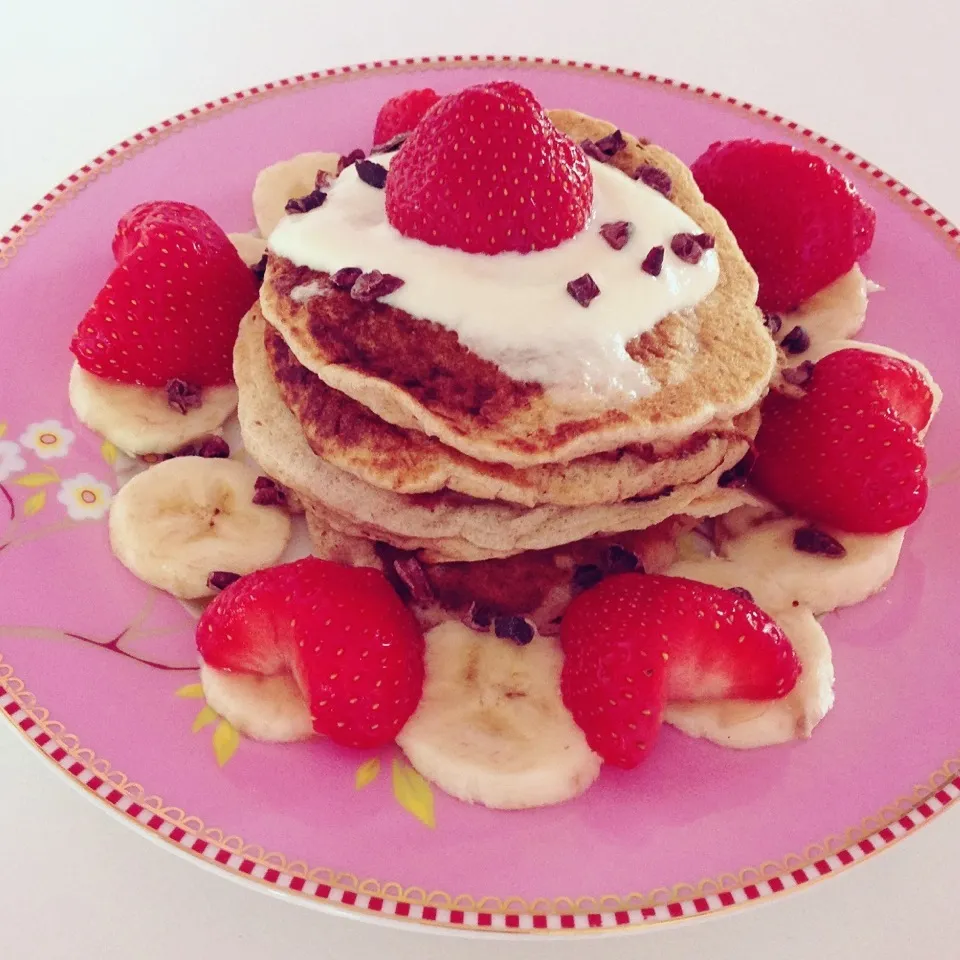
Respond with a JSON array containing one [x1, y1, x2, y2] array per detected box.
[[197, 557, 424, 749], [561, 574, 800, 768], [385, 81, 593, 255], [71, 200, 258, 387], [752, 349, 931, 533]]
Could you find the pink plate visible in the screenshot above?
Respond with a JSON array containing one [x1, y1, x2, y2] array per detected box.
[[1, 56, 958, 935]]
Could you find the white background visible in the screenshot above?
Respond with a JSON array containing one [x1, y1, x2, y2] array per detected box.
[[1, 1, 957, 956]]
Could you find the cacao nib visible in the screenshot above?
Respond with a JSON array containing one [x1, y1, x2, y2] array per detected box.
[[350, 270, 405, 302], [566, 273, 601, 307], [793, 525, 846, 558], [195, 436, 230, 459], [594, 129, 627, 157], [166, 379, 202, 415], [671, 232, 704, 264], [355, 159, 388, 189], [641, 245, 665, 276], [207, 571, 241, 591], [763, 312, 783, 336], [252, 476, 286, 507], [781, 325, 811, 355], [331, 266, 364, 290], [633, 164, 672, 196], [494, 615, 535, 646], [393, 556, 434, 604], [599, 220, 632, 250], [782, 360, 815, 386], [285, 188, 327, 214], [580, 139, 608, 162]]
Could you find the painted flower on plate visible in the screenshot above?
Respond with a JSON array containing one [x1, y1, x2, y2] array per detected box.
[[19, 420, 75, 460], [57, 473, 112, 521], [0, 440, 26, 482]]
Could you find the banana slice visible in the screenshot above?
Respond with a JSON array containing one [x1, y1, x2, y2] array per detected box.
[[109, 456, 291, 598], [252, 151, 341, 239], [69, 362, 238, 456], [228, 232, 267, 267], [718, 516, 905, 615], [780, 266, 869, 347], [200, 663, 313, 742], [784, 338, 942, 435], [396, 621, 601, 810], [663, 557, 835, 747]]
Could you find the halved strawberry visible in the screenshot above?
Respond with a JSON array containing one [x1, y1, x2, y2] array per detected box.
[[752, 349, 930, 533], [691, 140, 876, 312], [834, 348, 934, 432], [197, 558, 424, 749], [561, 574, 800, 768], [71, 201, 258, 387], [385, 81, 593, 255], [373, 88, 441, 147]]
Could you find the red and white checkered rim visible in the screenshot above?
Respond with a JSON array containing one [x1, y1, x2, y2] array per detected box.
[[1, 55, 959, 934]]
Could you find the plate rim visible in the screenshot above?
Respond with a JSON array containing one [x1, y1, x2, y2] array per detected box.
[[1, 53, 958, 935]]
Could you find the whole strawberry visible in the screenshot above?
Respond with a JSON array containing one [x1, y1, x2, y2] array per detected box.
[[752, 349, 930, 533], [691, 140, 876, 312], [198, 557, 425, 749], [561, 574, 800, 768], [373, 88, 441, 148], [71, 201, 258, 386], [385, 81, 593, 255]]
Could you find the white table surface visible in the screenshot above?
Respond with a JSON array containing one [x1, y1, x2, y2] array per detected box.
[[1, 1, 957, 956]]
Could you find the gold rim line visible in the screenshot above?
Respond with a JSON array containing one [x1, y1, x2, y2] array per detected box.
[[0, 55, 959, 922]]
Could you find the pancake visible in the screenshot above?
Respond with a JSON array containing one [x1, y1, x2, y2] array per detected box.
[[260, 110, 776, 468], [234, 306, 756, 562], [263, 311, 759, 508]]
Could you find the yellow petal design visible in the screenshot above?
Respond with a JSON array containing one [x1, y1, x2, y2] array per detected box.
[[14, 473, 55, 487], [0, 422, 6, 439], [100, 440, 118, 466], [212, 719, 240, 767], [175, 683, 205, 699], [191, 704, 218, 733], [391, 758, 435, 829], [23, 491, 45, 516], [355, 756, 381, 790]]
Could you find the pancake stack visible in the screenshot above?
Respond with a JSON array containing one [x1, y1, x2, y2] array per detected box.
[[235, 110, 777, 634]]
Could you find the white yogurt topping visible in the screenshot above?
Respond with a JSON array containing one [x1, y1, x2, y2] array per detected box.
[[268, 156, 719, 409]]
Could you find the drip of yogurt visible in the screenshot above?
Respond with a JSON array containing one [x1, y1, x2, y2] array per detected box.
[[268, 156, 719, 410]]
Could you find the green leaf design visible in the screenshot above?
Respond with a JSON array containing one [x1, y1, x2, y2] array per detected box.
[[15, 473, 56, 488], [101, 440, 118, 466], [191, 704, 218, 733], [23, 491, 45, 516], [391, 758, 435, 829], [175, 683, 205, 699], [212, 719, 240, 767], [355, 756, 381, 789]]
